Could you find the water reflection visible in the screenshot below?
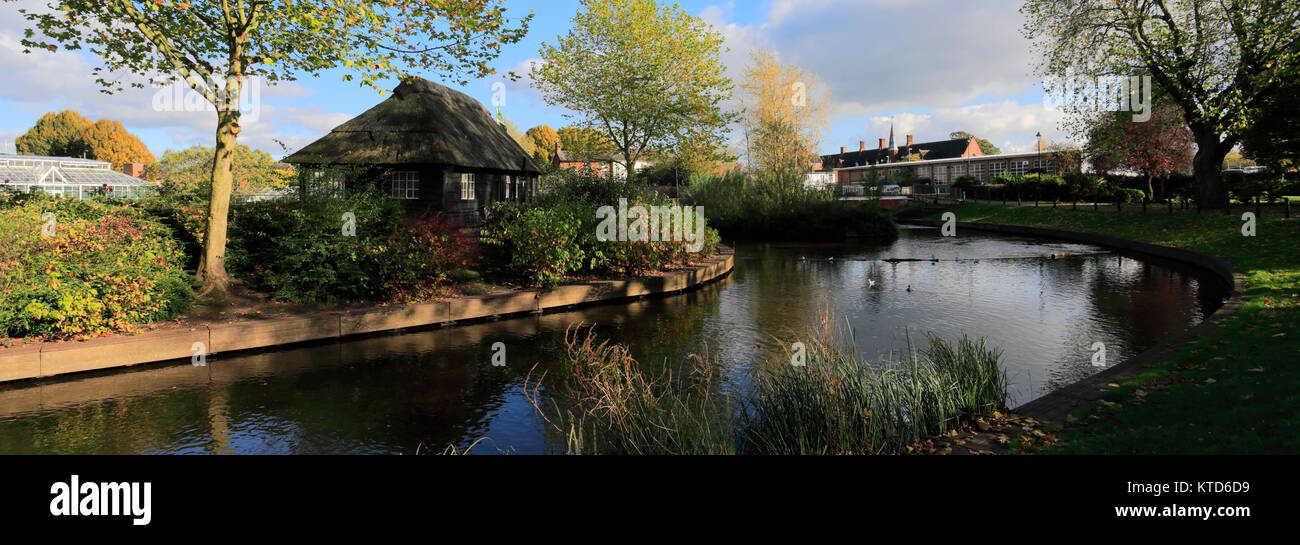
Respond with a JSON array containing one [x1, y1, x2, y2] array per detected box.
[[0, 228, 1225, 454]]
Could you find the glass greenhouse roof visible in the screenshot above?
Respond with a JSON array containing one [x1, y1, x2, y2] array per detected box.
[[0, 154, 155, 199]]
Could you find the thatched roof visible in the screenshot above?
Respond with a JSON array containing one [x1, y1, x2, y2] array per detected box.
[[284, 77, 540, 174]]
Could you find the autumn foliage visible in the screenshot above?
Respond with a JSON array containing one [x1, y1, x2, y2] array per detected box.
[[0, 194, 194, 340], [15, 110, 155, 167]]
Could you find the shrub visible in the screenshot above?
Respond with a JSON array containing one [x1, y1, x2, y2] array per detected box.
[[952, 175, 981, 193], [227, 190, 475, 303], [1063, 172, 1100, 200], [682, 169, 897, 242], [1113, 187, 1146, 203], [0, 194, 194, 339], [382, 212, 479, 302], [480, 201, 587, 288], [539, 168, 659, 207], [481, 196, 721, 287]]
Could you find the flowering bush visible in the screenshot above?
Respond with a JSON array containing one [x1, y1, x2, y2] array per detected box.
[[382, 211, 479, 301], [0, 194, 194, 339]]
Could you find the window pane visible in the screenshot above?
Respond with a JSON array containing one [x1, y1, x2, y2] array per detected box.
[[460, 173, 475, 200]]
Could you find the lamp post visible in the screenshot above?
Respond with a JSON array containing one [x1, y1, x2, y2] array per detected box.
[[1035, 132, 1042, 171]]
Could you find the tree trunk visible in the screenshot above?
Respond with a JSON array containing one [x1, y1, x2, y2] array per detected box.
[[1192, 129, 1230, 209], [197, 68, 243, 298]]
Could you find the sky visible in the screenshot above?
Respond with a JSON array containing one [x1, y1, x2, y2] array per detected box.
[[0, 0, 1069, 162]]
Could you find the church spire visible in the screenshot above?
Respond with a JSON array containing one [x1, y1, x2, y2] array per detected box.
[[888, 119, 895, 150]]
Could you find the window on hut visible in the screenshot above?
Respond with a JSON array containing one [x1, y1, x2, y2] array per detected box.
[[389, 171, 420, 200], [312, 170, 346, 197], [460, 173, 476, 200]]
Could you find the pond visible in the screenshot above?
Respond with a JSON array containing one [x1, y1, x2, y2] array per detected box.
[[0, 227, 1227, 454]]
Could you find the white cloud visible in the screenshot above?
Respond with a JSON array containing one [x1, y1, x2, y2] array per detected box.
[[704, 0, 1061, 154], [856, 101, 1069, 147], [280, 105, 354, 134]]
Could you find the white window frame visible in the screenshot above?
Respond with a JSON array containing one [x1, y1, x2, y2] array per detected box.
[[389, 171, 420, 200], [972, 163, 984, 181], [313, 170, 347, 196], [460, 173, 476, 201]]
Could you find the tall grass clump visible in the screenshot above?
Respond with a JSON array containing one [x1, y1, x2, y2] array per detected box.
[[525, 324, 734, 455], [737, 318, 1007, 455], [526, 314, 1008, 455]]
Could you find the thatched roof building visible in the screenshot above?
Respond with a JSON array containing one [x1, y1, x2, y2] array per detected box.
[[284, 77, 540, 225]]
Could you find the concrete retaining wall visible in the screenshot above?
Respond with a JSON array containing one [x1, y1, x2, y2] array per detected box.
[[0, 247, 735, 384]]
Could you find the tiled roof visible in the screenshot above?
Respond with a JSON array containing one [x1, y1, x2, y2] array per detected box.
[[822, 138, 974, 169]]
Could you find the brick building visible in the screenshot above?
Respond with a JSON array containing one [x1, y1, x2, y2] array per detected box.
[[823, 132, 1054, 194]]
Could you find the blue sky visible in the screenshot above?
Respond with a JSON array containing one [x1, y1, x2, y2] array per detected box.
[[0, 0, 1066, 162]]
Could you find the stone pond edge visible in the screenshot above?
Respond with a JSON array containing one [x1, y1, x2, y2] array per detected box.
[[0, 247, 736, 384]]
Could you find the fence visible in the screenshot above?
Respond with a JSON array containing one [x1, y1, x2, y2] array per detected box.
[[961, 192, 1295, 219]]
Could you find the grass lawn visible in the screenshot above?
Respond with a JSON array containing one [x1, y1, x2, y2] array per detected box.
[[923, 203, 1300, 454]]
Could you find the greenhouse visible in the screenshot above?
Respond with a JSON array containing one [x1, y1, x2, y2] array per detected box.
[[0, 154, 157, 199]]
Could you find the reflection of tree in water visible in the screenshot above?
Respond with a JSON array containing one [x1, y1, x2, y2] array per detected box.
[[0, 236, 1231, 454], [1044, 254, 1212, 394], [737, 243, 840, 373]]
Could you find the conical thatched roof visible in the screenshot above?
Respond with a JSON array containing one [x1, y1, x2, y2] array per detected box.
[[284, 77, 540, 174]]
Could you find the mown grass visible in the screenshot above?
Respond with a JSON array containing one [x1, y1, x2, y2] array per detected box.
[[525, 318, 1007, 455], [923, 203, 1300, 453]]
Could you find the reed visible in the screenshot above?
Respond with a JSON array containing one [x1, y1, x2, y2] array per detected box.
[[737, 316, 1007, 454], [527, 316, 1007, 455], [525, 324, 734, 455]]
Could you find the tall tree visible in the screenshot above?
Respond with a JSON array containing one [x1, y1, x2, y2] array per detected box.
[[532, 0, 737, 177], [1022, 0, 1300, 208], [525, 124, 559, 166], [557, 126, 615, 161], [741, 48, 832, 173], [78, 119, 156, 168], [15, 110, 93, 158], [501, 118, 536, 157], [15, 0, 531, 297], [1239, 45, 1300, 172], [1086, 101, 1194, 200], [949, 130, 1001, 156]]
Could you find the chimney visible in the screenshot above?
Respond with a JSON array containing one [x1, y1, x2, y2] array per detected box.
[[859, 141, 866, 152], [878, 138, 886, 150], [1038, 140, 1048, 152], [906, 135, 914, 147], [122, 162, 146, 178], [840, 146, 847, 154]]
